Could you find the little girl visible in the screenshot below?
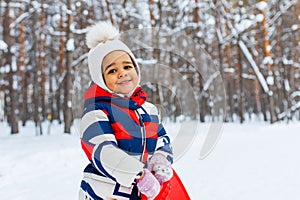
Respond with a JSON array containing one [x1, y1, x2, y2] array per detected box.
[[79, 22, 173, 200]]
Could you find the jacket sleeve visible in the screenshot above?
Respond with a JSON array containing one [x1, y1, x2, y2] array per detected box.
[[143, 102, 173, 164], [155, 122, 173, 164], [80, 108, 144, 187]]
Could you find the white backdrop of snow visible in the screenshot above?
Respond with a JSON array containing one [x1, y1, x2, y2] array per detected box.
[[0, 120, 300, 200]]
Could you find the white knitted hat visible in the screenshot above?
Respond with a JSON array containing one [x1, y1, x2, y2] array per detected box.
[[86, 21, 140, 93]]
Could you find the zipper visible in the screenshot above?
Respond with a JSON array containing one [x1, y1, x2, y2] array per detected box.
[[136, 110, 147, 163]]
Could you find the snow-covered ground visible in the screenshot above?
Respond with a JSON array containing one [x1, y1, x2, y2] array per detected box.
[[0, 120, 300, 200]]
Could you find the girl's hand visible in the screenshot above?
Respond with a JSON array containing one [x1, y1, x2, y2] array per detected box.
[[152, 164, 173, 184], [148, 153, 173, 184], [137, 169, 160, 200]]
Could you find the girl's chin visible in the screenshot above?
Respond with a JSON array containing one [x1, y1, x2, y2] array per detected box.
[[114, 86, 135, 95]]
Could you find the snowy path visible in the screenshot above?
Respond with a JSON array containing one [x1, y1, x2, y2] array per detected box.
[[0, 121, 300, 199]]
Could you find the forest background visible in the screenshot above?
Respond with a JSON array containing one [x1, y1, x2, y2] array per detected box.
[[0, 0, 300, 134]]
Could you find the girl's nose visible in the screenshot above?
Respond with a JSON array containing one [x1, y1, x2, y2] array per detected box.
[[118, 69, 128, 78]]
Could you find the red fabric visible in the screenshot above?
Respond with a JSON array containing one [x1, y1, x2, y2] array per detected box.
[[141, 169, 190, 200], [144, 122, 159, 139], [81, 139, 94, 161], [130, 87, 148, 106], [84, 84, 148, 107], [111, 122, 133, 140]]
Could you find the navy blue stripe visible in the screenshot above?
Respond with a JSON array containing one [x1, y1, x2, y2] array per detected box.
[[140, 114, 159, 123], [157, 124, 167, 137], [82, 104, 97, 116], [157, 144, 173, 155], [83, 163, 106, 177], [93, 141, 117, 182], [84, 96, 111, 108], [167, 154, 174, 164], [80, 180, 103, 200], [146, 138, 157, 153], [113, 183, 131, 198], [82, 121, 113, 144], [82, 102, 108, 117], [108, 104, 142, 136]]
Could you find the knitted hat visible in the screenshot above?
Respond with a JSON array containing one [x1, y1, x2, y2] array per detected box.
[[86, 21, 140, 94]]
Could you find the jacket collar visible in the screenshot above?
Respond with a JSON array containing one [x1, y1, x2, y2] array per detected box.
[[84, 83, 148, 109]]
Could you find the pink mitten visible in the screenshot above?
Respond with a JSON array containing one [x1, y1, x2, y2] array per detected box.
[[152, 164, 173, 184], [137, 169, 160, 200], [148, 153, 173, 184]]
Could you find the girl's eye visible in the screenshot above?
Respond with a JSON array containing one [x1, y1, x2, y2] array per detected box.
[[124, 65, 133, 70], [107, 69, 117, 74]]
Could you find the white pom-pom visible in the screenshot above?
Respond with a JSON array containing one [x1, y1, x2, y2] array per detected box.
[[86, 21, 119, 49]]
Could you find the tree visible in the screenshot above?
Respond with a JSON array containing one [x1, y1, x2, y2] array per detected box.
[[3, 0, 19, 134], [63, 0, 74, 133]]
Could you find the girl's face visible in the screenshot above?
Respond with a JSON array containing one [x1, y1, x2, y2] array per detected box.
[[102, 51, 139, 95]]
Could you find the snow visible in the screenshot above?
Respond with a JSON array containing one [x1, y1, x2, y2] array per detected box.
[[203, 71, 220, 91], [291, 24, 298, 31], [0, 40, 8, 51], [266, 75, 274, 86], [1, 120, 300, 200], [255, 14, 265, 22], [256, 2, 268, 11], [238, 41, 269, 93], [235, 19, 253, 32], [66, 38, 75, 51], [291, 91, 300, 99]]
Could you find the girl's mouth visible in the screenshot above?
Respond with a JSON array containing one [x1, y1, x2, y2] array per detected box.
[[117, 80, 131, 85]]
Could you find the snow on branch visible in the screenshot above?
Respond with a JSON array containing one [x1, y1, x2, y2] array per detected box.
[[0, 40, 8, 51], [203, 71, 221, 91], [70, 23, 89, 35], [9, 12, 30, 29], [136, 58, 157, 65], [48, 26, 66, 37], [238, 41, 269, 93], [269, 0, 298, 31], [277, 101, 300, 120], [72, 53, 88, 67], [291, 91, 300, 99]]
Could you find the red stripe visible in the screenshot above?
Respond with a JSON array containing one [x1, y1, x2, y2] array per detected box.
[[84, 84, 113, 101], [116, 106, 140, 125], [81, 139, 94, 161], [144, 122, 158, 139], [111, 122, 133, 139], [142, 148, 148, 163]]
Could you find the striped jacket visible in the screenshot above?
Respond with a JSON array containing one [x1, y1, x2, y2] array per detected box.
[[79, 84, 173, 200]]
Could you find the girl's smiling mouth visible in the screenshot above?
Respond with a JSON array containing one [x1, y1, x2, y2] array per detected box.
[[117, 79, 132, 85]]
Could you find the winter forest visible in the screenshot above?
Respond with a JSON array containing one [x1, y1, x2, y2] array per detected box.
[[0, 0, 300, 134]]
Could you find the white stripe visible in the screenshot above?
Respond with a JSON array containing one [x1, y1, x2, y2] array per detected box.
[[96, 144, 144, 187], [136, 108, 145, 114], [80, 110, 109, 136], [89, 134, 117, 145], [142, 102, 158, 115]]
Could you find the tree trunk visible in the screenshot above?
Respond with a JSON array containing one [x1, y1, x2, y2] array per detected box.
[[64, 0, 74, 133], [56, 6, 65, 124], [105, 0, 115, 25], [237, 41, 244, 123], [194, 0, 200, 32], [259, 0, 277, 123], [19, 6, 28, 126], [39, 1, 46, 120], [32, 12, 42, 135], [3, 1, 19, 134]]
